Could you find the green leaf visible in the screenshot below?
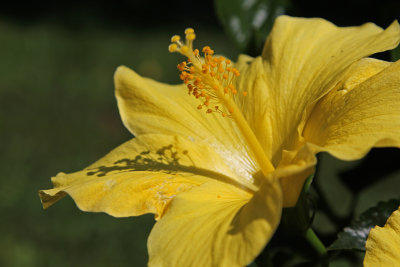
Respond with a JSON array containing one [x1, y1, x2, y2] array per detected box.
[[328, 198, 400, 251], [214, 0, 288, 55], [281, 175, 314, 233], [391, 45, 400, 61]]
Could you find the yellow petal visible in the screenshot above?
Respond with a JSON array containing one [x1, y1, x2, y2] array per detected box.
[[234, 56, 316, 206], [115, 65, 214, 138], [304, 60, 400, 160], [39, 134, 248, 219], [114, 66, 261, 186], [148, 179, 282, 267], [234, 55, 273, 161], [235, 16, 400, 165], [364, 207, 400, 266], [275, 144, 317, 207], [329, 57, 391, 93]]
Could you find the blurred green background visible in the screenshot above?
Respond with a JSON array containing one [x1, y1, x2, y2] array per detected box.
[[0, 1, 399, 266]]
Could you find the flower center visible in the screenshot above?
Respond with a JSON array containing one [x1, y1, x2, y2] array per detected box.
[[168, 28, 246, 117], [168, 28, 275, 176]]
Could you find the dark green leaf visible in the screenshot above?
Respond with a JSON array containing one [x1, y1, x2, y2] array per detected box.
[[281, 175, 314, 233], [214, 0, 288, 55], [391, 45, 400, 61], [328, 198, 400, 251]]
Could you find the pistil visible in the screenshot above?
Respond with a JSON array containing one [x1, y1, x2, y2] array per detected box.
[[168, 29, 275, 176]]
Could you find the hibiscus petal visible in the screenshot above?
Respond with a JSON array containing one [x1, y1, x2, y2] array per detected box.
[[304, 60, 400, 160], [115, 65, 219, 139], [148, 179, 282, 267], [364, 207, 400, 266], [327, 57, 391, 93], [275, 144, 317, 207], [114, 66, 261, 186], [39, 134, 248, 219], [235, 16, 400, 165]]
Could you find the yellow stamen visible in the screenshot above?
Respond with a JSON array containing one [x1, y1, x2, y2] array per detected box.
[[168, 28, 275, 175]]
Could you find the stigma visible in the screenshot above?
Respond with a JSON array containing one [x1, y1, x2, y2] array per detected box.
[[168, 28, 246, 117]]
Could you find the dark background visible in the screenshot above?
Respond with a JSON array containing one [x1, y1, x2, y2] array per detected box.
[[0, 1, 399, 266]]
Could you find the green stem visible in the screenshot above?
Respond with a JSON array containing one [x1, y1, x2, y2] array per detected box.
[[305, 228, 329, 267]]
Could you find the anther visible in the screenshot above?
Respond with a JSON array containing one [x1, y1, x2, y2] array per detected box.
[[202, 46, 210, 53], [177, 62, 186, 71], [169, 29, 243, 118]]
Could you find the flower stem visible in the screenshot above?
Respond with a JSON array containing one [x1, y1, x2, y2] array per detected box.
[[305, 228, 329, 267]]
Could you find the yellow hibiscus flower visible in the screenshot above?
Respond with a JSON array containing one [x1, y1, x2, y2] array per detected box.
[[39, 16, 400, 266], [364, 207, 400, 266]]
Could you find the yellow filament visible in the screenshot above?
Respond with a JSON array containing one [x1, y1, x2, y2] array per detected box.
[[168, 29, 275, 175]]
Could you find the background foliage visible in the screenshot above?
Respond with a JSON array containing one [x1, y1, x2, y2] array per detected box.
[[0, 0, 399, 266]]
